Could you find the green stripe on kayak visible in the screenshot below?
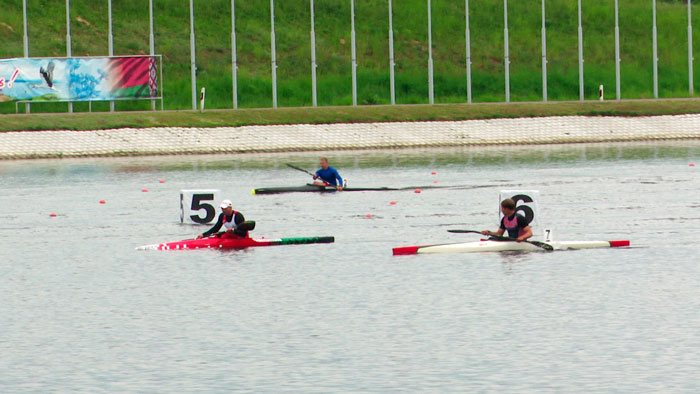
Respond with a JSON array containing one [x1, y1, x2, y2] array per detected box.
[[276, 236, 335, 245]]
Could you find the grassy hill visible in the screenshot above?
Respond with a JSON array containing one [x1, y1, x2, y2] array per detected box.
[[1, 0, 699, 114]]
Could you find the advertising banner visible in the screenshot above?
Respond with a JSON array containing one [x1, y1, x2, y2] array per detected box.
[[0, 56, 158, 102]]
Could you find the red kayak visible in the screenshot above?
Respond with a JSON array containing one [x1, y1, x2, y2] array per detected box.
[[136, 235, 335, 250]]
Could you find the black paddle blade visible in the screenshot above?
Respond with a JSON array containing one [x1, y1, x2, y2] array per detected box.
[[286, 163, 315, 177], [447, 229, 482, 234], [237, 221, 256, 232], [530, 241, 554, 251]]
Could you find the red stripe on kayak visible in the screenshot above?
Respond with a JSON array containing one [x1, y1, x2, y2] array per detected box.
[[609, 240, 630, 247], [392, 245, 425, 255]]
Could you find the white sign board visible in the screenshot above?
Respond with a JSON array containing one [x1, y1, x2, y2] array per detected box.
[[498, 190, 541, 240], [180, 189, 221, 224]]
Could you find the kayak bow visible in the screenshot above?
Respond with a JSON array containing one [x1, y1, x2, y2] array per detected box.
[[137, 235, 335, 251], [393, 239, 630, 255]]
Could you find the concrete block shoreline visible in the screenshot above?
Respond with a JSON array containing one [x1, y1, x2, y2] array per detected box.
[[1, 114, 700, 160]]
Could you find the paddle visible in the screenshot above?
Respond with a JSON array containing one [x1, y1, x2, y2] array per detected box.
[[286, 163, 334, 188], [237, 220, 256, 232], [286, 163, 317, 178], [447, 229, 554, 251]]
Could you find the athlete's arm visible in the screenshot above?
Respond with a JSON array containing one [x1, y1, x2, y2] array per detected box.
[[516, 225, 533, 242], [482, 217, 506, 236], [481, 228, 505, 236], [200, 213, 223, 238], [331, 168, 343, 190]]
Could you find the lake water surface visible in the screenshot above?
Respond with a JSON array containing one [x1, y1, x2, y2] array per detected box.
[[1, 142, 699, 392]]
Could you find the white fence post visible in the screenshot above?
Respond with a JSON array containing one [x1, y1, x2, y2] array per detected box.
[[351, 0, 358, 106], [388, 0, 396, 105], [271, 0, 278, 108], [541, 0, 547, 102], [108, 0, 114, 112], [190, 0, 197, 110], [310, 0, 318, 107], [504, 0, 510, 103], [427, 0, 434, 104], [66, 0, 73, 113], [578, 0, 584, 101], [465, 0, 472, 103], [689, 0, 694, 96], [652, 0, 658, 98], [615, 0, 621, 100], [232, 0, 238, 109], [22, 0, 30, 113], [149, 0, 156, 110]]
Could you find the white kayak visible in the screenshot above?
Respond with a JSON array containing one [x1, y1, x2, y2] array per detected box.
[[393, 239, 630, 255]]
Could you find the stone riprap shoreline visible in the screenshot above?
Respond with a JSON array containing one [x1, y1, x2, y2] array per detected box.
[[2, 114, 700, 159]]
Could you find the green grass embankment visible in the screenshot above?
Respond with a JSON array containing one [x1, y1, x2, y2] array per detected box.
[[3, 99, 700, 132], [1, 0, 700, 115]]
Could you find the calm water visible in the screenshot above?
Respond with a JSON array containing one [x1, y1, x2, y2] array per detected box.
[[1, 142, 699, 392]]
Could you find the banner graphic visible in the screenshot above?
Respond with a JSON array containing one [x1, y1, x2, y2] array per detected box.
[[0, 56, 158, 102]]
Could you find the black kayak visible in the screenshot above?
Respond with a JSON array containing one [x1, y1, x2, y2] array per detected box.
[[252, 184, 402, 195], [251, 183, 475, 195]]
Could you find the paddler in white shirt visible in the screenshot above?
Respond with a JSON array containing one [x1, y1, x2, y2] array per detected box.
[[197, 199, 248, 239], [481, 198, 533, 242]]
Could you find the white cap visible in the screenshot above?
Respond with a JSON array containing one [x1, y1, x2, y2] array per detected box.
[[220, 199, 232, 209]]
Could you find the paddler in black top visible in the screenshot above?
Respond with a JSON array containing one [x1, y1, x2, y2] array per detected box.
[[481, 198, 533, 242], [197, 199, 248, 239]]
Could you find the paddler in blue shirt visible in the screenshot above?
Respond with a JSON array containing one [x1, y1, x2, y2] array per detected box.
[[481, 198, 533, 242], [313, 157, 343, 190], [197, 199, 249, 239]]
